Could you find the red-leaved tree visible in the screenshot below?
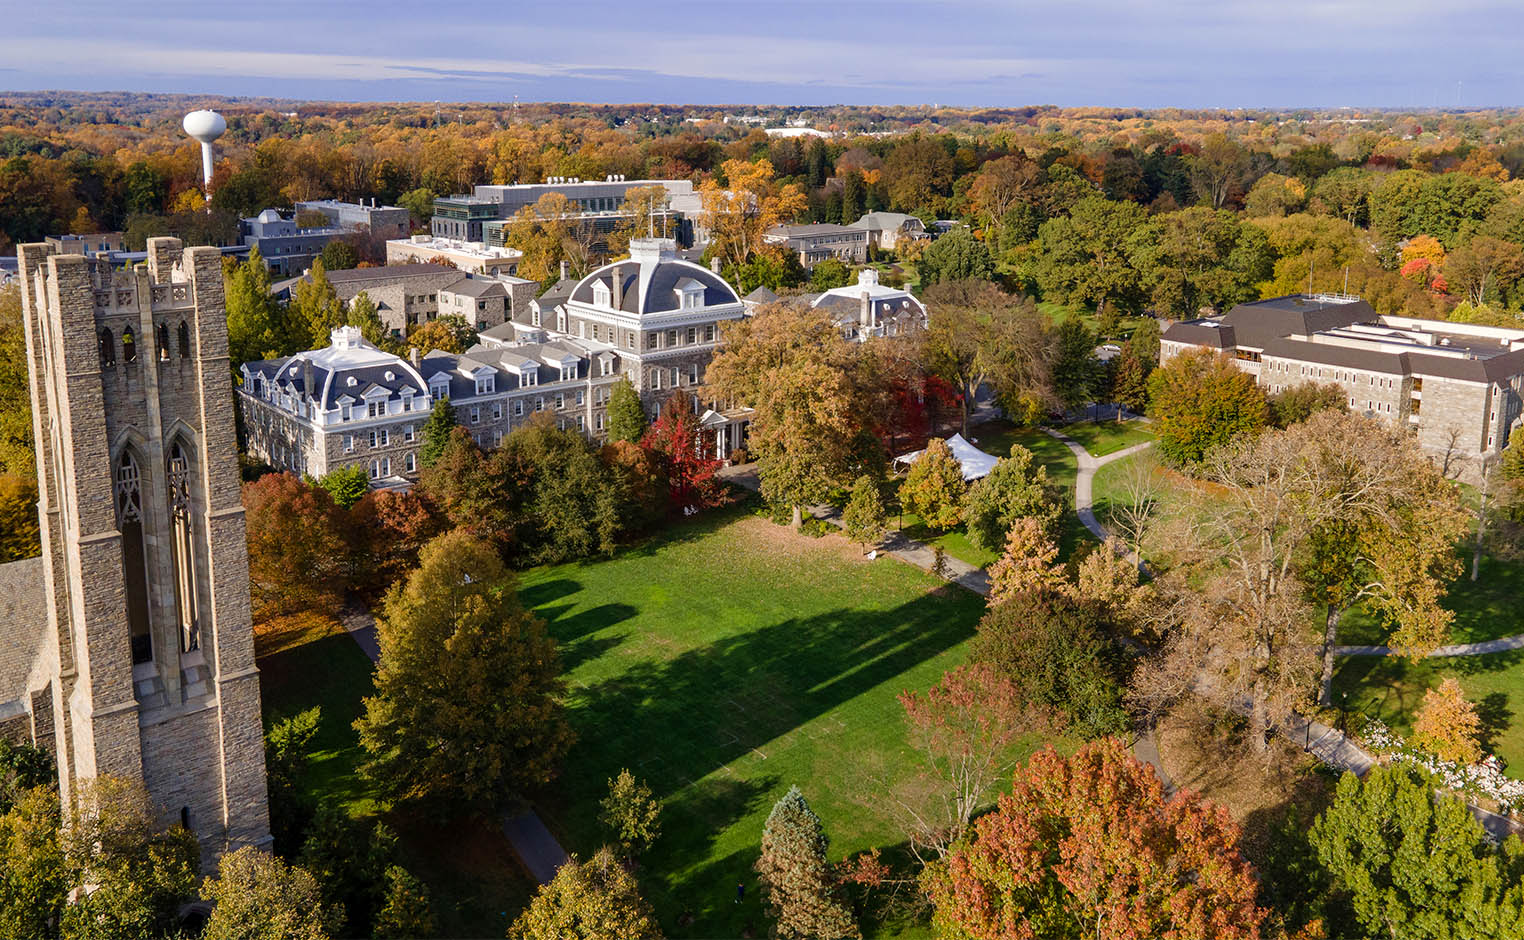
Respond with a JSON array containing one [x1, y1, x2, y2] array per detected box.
[[923, 738, 1266, 940], [348, 488, 438, 598], [242, 472, 347, 617], [897, 663, 1044, 861], [642, 391, 725, 516]]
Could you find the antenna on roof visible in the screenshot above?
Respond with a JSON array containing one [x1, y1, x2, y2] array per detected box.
[[1343, 266, 1350, 295], [1307, 259, 1314, 296]]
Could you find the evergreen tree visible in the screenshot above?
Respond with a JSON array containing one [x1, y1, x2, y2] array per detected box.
[[962, 445, 1061, 553], [1130, 315, 1162, 367], [418, 397, 458, 469], [842, 474, 888, 553], [225, 246, 291, 362], [900, 438, 966, 531], [292, 259, 345, 349], [755, 786, 859, 940], [606, 378, 647, 444], [1050, 316, 1098, 412], [319, 238, 359, 271], [356, 530, 572, 811]]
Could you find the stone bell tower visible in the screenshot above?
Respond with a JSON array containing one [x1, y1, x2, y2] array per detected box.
[[16, 237, 270, 861]]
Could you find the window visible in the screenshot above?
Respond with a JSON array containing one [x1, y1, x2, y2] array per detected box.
[[167, 441, 200, 653], [470, 406, 480, 424], [532, 307, 541, 327], [116, 450, 153, 665], [577, 414, 585, 431], [705, 325, 715, 342], [369, 460, 380, 479], [493, 430, 503, 447], [369, 429, 389, 447], [476, 376, 494, 395], [576, 389, 585, 405], [667, 330, 677, 347], [647, 332, 658, 350], [535, 397, 545, 412], [344, 434, 355, 453], [554, 394, 565, 410], [122, 326, 137, 362], [178, 321, 191, 358], [561, 364, 576, 382], [690, 363, 699, 384], [342, 403, 352, 421], [671, 367, 680, 387], [513, 400, 524, 416], [403, 425, 415, 443], [522, 370, 537, 387], [99, 328, 115, 369], [626, 333, 635, 350], [650, 370, 661, 390], [492, 402, 502, 420], [687, 327, 697, 344], [157, 323, 170, 360], [600, 357, 612, 376], [368, 400, 385, 418], [405, 452, 416, 473]]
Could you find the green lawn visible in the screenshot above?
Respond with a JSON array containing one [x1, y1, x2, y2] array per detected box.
[[1058, 420, 1154, 458], [520, 509, 1046, 938], [1335, 553, 1524, 647], [1333, 650, 1524, 777]]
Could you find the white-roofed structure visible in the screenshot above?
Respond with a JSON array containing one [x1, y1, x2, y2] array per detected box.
[[892, 434, 1000, 481], [808, 268, 928, 341]]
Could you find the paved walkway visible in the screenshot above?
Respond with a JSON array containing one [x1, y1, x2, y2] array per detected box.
[[1335, 633, 1524, 658], [344, 604, 571, 884], [1040, 428, 1154, 544]]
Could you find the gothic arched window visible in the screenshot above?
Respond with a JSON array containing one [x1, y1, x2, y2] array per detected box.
[[178, 321, 191, 358], [116, 450, 153, 664], [167, 440, 199, 653], [121, 326, 137, 363], [99, 328, 115, 369], [157, 323, 170, 360]]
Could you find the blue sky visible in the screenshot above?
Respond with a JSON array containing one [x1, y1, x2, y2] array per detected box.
[[5, 1, 1523, 109]]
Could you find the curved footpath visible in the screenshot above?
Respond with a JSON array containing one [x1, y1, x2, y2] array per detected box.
[[1037, 428, 1523, 843]]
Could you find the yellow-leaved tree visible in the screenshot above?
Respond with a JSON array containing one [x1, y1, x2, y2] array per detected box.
[[698, 158, 807, 271], [1412, 677, 1483, 765]]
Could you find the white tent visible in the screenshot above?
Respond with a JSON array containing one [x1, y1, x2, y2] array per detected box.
[[892, 433, 1000, 481]]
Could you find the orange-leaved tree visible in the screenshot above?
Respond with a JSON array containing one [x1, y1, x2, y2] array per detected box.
[[923, 738, 1266, 940]]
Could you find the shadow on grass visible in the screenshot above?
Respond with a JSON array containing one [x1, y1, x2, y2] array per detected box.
[[519, 577, 581, 609], [1480, 691, 1513, 754]]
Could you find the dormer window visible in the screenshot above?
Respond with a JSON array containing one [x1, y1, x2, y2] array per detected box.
[[593, 282, 611, 307], [560, 364, 576, 382], [522, 369, 538, 387], [476, 375, 494, 395]]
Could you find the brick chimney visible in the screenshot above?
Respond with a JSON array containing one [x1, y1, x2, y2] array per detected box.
[[408, 346, 420, 367], [710, 256, 722, 274], [611, 267, 624, 311], [560, 259, 569, 281], [860, 291, 872, 329]]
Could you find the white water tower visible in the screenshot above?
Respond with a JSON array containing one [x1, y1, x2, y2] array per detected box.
[[182, 109, 226, 203]]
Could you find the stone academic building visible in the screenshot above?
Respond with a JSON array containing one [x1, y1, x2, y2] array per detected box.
[[1160, 294, 1524, 460], [0, 238, 271, 865]]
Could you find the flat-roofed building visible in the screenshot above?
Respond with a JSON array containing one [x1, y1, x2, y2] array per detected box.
[[294, 199, 411, 242], [1160, 294, 1524, 460], [286, 264, 536, 338], [385, 234, 523, 275], [763, 223, 868, 268], [432, 177, 699, 246]]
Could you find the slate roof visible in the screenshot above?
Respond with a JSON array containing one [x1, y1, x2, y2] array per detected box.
[[1263, 336, 1524, 384], [442, 276, 507, 299], [569, 258, 738, 314], [767, 223, 862, 239], [743, 286, 779, 304], [1218, 295, 1373, 350], [849, 211, 920, 232], [243, 335, 427, 410], [1161, 320, 1237, 348], [0, 557, 47, 708], [324, 263, 449, 284]]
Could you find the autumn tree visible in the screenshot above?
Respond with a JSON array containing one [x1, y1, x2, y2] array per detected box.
[[225, 247, 293, 362], [1188, 134, 1252, 208], [842, 474, 888, 554], [963, 445, 1060, 553], [201, 847, 337, 940], [407, 315, 476, 355], [1111, 341, 1150, 415], [985, 518, 1064, 605], [356, 529, 572, 810], [699, 158, 807, 271], [599, 769, 662, 859], [900, 438, 965, 531], [705, 302, 869, 527], [1445, 235, 1524, 307], [0, 474, 40, 561], [756, 786, 860, 940], [416, 428, 521, 552], [1267, 381, 1345, 428], [643, 390, 724, 516], [344, 290, 390, 348], [1412, 677, 1483, 764], [0, 785, 66, 939], [242, 473, 348, 616], [605, 377, 647, 443], [60, 776, 202, 940], [347, 488, 436, 599], [923, 739, 1265, 940], [897, 663, 1037, 860], [1310, 765, 1524, 939], [1147, 347, 1266, 466], [512, 848, 661, 940], [319, 238, 359, 271], [968, 153, 1039, 236], [920, 280, 1050, 436]]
